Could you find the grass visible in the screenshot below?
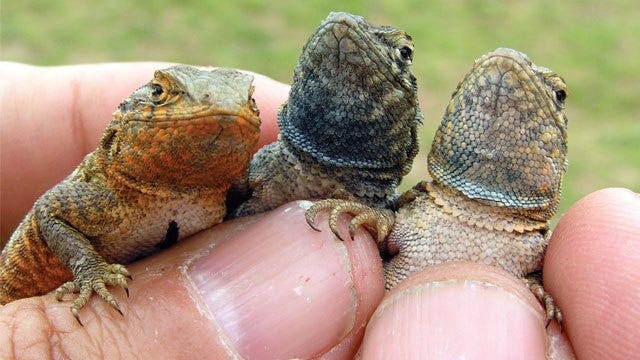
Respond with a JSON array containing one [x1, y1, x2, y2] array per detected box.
[[2, 0, 639, 220]]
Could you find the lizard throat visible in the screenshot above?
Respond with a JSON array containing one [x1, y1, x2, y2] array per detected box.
[[426, 182, 548, 233]]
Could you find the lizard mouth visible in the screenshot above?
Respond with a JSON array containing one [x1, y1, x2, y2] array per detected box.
[[117, 97, 261, 129], [130, 108, 260, 128]]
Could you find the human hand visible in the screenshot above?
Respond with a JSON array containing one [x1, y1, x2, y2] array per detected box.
[[0, 62, 383, 359], [1, 63, 638, 359]]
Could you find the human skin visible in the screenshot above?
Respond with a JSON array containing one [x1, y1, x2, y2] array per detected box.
[[1, 62, 638, 359]]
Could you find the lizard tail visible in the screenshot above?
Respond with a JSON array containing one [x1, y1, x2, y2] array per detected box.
[[0, 214, 72, 304]]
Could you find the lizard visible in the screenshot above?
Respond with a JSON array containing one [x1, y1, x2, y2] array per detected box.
[[306, 47, 569, 326], [0, 65, 261, 323], [230, 11, 422, 217]]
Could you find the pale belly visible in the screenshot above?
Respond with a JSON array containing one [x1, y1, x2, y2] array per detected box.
[[384, 197, 547, 288], [92, 194, 225, 264]]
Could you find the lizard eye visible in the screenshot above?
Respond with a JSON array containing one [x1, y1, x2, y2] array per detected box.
[[151, 83, 163, 97], [150, 83, 168, 104], [399, 46, 413, 61], [554, 89, 567, 103]]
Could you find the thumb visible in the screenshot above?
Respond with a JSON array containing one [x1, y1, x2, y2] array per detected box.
[[0, 202, 384, 359], [358, 263, 574, 359]]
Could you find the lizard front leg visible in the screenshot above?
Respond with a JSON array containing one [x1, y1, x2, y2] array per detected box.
[[34, 180, 130, 325]]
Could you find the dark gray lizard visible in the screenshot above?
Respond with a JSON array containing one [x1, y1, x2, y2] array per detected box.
[[307, 48, 568, 326], [231, 12, 422, 217]]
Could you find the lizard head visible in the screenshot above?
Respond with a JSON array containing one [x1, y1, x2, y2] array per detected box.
[[103, 65, 261, 190], [428, 48, 569, 221], [278, 12, 422, 177]]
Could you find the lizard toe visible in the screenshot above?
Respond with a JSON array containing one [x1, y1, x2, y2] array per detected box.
[[305, 199, 393, 243], [54, 281, 79, 301], [523, 273, 563, 330], [305, 199, 354, 239], [54, 262, 131, 325], [93, 281, 124, 316], [304, 200, 335, 232], [349, 210, 394, 244]]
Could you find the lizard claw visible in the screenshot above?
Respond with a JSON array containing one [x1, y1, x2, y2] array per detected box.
[[524, 272, 563, 331], [71, 307, 83, 326], [305, 199, 362, 240], [327, 206, 348, 241], [114, 304, 125, 317], [305, 215, 322, 232], [54, 262, 131, 325], [305, 200, 334, 234], [305, 199, 394, 243]]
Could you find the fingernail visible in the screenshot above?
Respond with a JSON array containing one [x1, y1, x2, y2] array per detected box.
[[361, 277, 547, 358], [186, 202, 357, 359]]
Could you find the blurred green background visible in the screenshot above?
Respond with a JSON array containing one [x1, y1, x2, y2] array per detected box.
[[3, 0, 639, 221]]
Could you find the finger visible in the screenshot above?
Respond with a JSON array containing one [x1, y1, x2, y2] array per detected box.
[[544, 188, 640, 359], [0, 62, 289, 242], [358, 263, 575, 359], [0, 202, 384, 359]]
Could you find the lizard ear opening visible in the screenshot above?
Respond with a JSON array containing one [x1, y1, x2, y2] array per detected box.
[[100, 127, 118, 151]]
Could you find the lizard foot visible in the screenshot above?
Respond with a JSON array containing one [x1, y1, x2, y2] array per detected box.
[[54, 263, 132, 326], [523, 272, 563, 330], [305, 199, 394, 244]]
